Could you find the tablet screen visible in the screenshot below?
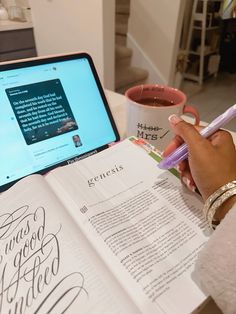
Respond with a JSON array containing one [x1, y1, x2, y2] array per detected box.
[[0, 53, 119, 191]]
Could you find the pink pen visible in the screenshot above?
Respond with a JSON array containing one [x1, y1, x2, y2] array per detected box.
[[158, 104, 236, 170]]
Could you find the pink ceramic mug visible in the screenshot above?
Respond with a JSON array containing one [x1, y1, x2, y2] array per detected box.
[[125, 84, 200, 151]]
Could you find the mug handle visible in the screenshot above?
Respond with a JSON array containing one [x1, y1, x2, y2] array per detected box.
[[183, 105, 200, 125]]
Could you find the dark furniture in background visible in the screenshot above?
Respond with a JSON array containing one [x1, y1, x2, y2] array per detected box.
[[0, 28, 36, 62], [220, 18, 236, 73]]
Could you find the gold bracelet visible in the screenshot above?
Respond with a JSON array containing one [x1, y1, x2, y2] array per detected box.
[[203, 180, 236, 220], [207, 187, 236, 230]]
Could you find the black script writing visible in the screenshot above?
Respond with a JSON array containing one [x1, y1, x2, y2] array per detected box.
[[136, 123, 170, 141], [0, 204, 88, 313]]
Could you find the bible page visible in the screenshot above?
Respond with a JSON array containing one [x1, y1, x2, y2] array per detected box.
[[0, 174, 139, 314], [46, 139, 209, 314]]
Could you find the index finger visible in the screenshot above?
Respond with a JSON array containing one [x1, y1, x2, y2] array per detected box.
[[163, 121, 204, 157], [162, 135, 183, 157]]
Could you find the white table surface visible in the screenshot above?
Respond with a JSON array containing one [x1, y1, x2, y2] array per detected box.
[[105, 89, 225, 314]]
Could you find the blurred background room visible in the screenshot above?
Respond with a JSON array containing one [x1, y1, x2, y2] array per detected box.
[[0, 0, 236, 132]]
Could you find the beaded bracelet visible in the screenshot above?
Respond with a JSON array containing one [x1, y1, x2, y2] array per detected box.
[[203, 180, 236, 230], [207, 187, 236, 230]]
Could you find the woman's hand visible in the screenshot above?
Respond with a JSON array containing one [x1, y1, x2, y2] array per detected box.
[[163, 115, 236, 220]]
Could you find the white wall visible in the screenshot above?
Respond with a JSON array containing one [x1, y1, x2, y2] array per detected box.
[[128, 0, 186, 86], [102, 0, 115, 90], [15, 0, 30, 7], [29, 0, 115, 90]]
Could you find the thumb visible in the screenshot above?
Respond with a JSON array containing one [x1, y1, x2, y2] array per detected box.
[[168, 115, 207, 152]]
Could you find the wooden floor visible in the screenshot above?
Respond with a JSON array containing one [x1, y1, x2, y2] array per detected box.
[[181, 72, 236, 132]]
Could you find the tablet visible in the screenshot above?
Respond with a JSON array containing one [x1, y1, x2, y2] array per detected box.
[[0, 52, 120, 192]]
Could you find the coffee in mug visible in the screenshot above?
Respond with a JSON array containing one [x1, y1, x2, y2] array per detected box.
[[125, 84, 200, 151], [138, 97, 175, 107]]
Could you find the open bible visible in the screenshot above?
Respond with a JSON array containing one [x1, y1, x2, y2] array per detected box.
[[0, 138, 210, 314]]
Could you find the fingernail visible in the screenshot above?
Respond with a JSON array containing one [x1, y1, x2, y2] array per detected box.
[[182, 176, 197, 193], [189, 185, 197, 193], [176, 165, 181, 172], [168, 114, 182, 126], [182, 176, 190, 187]]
